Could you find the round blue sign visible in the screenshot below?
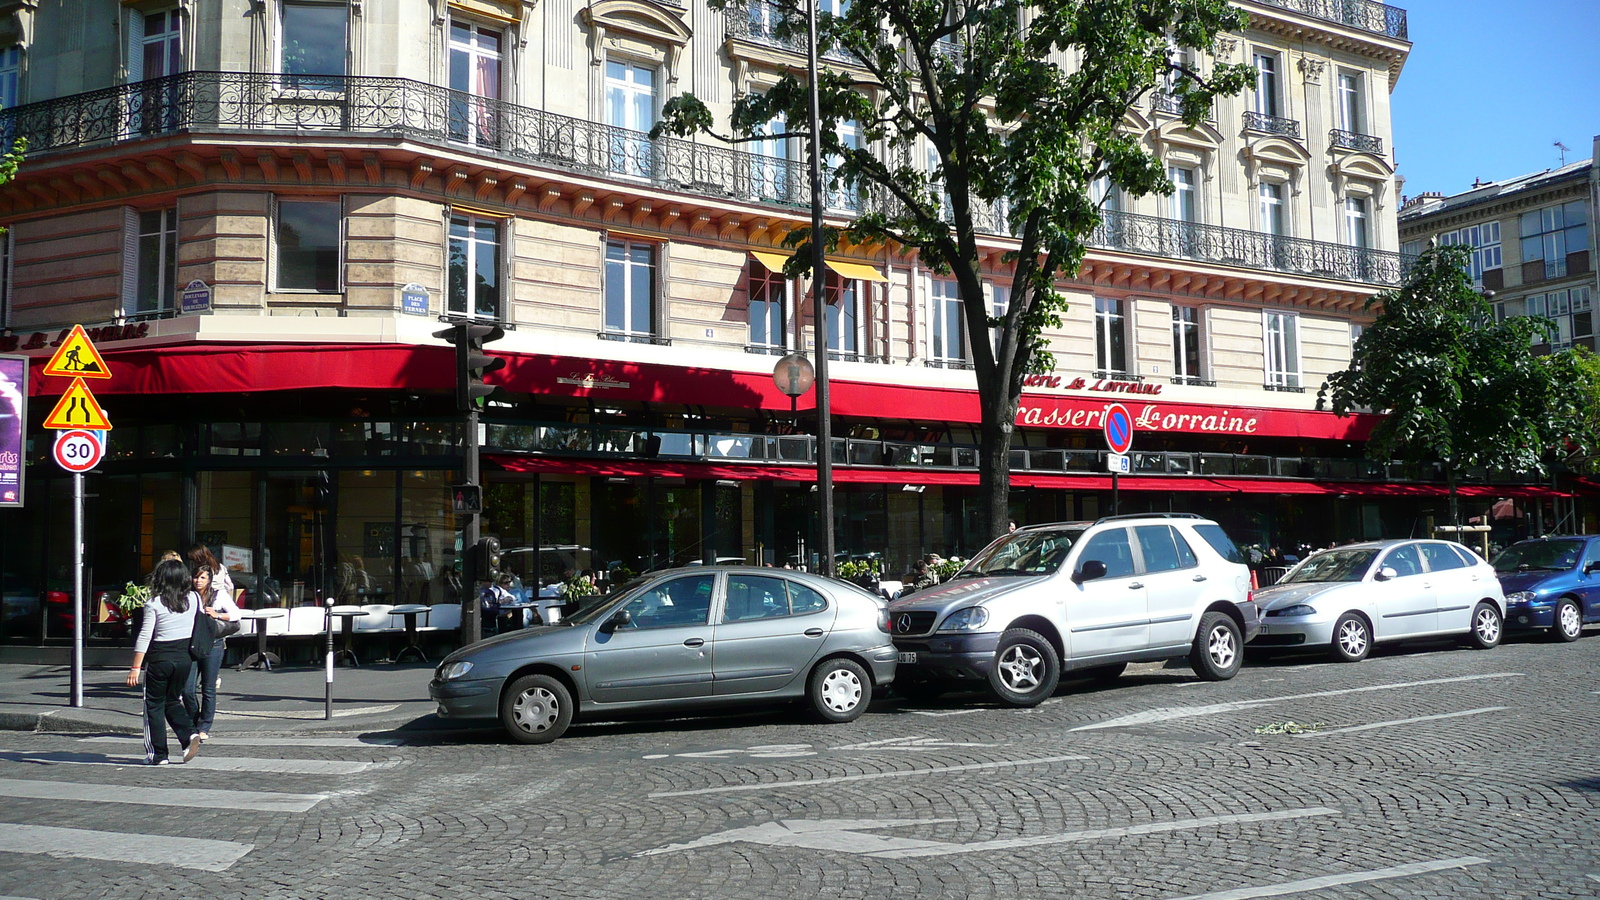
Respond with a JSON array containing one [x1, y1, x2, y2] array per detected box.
[[1103, 403, 1134, 455]]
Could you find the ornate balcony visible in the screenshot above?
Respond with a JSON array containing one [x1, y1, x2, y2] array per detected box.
[[1329, 128, 1384, 154], [1246, 0, 1409, 40], [1243, 111, 1301, 139]]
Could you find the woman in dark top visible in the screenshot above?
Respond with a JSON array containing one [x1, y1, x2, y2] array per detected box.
[[127, 558, 202, 765]]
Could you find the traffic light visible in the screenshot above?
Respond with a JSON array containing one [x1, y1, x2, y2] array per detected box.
[[449, 483, 482, 514], [432, 321, 506, 413], [466, 536, 501, 581]]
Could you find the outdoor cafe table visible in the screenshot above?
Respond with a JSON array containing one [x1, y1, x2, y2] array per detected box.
[[388, 604, 432, 662], [498, 602, 539, 631], [327, 606, 370, 667], [236, 608, 287, 671]]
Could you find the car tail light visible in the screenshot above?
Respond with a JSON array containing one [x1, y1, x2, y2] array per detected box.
[[877, 608, 891, 634]]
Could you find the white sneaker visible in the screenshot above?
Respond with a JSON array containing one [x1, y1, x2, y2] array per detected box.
[[197, 732, 209, 743], [152, 758, 170, 766], [182, 738, 201, 763]]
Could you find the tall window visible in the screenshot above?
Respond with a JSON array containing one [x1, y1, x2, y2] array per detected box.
[[748, 259, 786, 349], [1258, 182, 1286, 236], [1172, 306, 1202, 382], [1336, 72, 1364, 133], [605, 60, 656, 178], [275, 199, 341, 292], [929, 279, 964, 363], [0, 45, 18, 109], [1264, 310, 1300, 389], [1344, 196, 1369, 249], [448, 22, 502, 147], [827, 119, 862, 212], [825, 272, 861, 356], [604, 239, 656, 336], [1526, 286, 1593, 350], [1438, 222, 1501, 285], [1521, 201, 1589, 280], [751, 112, 790, 202], [280, 1, 347, 88], [988, 281, 1009, 353], [1170, 167, 1197, 222], [448, 214, 500, 318], [128, 208, 178, 317], [138, 10, 183, 80], [1092, 175, 1123, 214], [1095, 296, 1126, 374], [1252, 51, 1279, 117]]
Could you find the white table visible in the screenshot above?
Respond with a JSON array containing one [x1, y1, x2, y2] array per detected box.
[[236, 608, 287, 670], [388, 604, 432, 663]]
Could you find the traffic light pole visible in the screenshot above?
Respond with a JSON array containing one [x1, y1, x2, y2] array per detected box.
[[461, 404, 481, 645]]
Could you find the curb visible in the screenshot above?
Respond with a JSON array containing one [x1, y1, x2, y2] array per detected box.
[[0, 708, 143, 735]]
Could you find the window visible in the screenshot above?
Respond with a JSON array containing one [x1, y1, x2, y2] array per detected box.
[[448, 21, 502, 147], [1092, 175, 1123, 214], [1335, 72, 1364, 134], [275, 199, 341, 292], [604, 238, 656, 336], [827, 119, 862, 212], [1193, 524, 1244, 564], [0, 45, 18, 110], [751, 111, 790, 202], [929, 278, 964, 363], [1252, 51, 1279, 117], [1095, 296, 1127, 374], [825, 271, 861, 355], [1258, 182, 1286, 236], [605, 60, 657, 178], [1135, 525, 1197, 573], [1170, 167, 1198, 223], [1172, 306, 1203, 382], [748, 258, 787, 349], [1520, 201, 1589, 280], [1438, 222, 1502, 285], [722, 575, 829, 622], [280, 1, 347, 88], [1263, 310, 1301, 389], [130, 208, 178, 316], [1419, 542, 1467, 572], [1381, 544, 1423, 578], [135, 9, 183, 80], [1080, 527, 1135, 579], [988, 281, 1009, 354], [1525, 286, 1593, 350], [448, 214, 500, 318], [618, 574, 714, 629], [1343, 196, 1369, 249]]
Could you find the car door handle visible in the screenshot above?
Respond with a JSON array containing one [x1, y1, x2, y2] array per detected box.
[[805, 628, 824, 637], [1129, 582, 1143, 590], [683, 637, 705, 647], [1192, 575, 1208, 582]]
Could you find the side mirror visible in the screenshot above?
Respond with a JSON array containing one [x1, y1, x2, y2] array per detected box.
[[1375, 566, 1399, 581], [1073, 560, 1108, 584], [602, 609, 632, 631]]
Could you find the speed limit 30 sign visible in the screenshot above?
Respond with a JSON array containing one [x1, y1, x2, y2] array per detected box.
[[53, 430, 104, 473]]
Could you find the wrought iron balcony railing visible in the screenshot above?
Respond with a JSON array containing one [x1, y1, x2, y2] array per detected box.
[[726, 0, 863, 63], [1246, 0, 1409, 40], [0, 71, 1412, 286], [1243, 111, 1301, 139], [1329, 128, 1384, 154]]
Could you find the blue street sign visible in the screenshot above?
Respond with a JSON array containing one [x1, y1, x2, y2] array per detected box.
[[1103, 403, 1134, 455]]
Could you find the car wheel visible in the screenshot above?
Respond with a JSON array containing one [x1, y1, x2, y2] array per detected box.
[[1190, 612, 1243, 681], [808, 658, 871, 723], [987, 628, 1060, 708], [1330, 612, 1371, 663], [1468, 601, 1503, 649], [896, 677, 947, 702], [1079, 662, 1128, 683], [1553, 598, 1583, 642], [500, 674, 573, 744]]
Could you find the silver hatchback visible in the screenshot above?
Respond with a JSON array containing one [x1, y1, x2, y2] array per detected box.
[[430, 567, 897, 743]]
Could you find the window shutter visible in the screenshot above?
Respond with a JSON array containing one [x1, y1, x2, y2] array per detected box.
[[127, 12, 144, 83], [121, 207, 139, 316]]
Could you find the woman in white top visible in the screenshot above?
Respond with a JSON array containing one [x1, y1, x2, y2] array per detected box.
[[185, 563, 240, 742], [127, 558, 203, 765]]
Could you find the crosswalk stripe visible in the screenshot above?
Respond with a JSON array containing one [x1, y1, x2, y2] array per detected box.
[[0, 823, 253, 872], [79, 735, 406, 749], [0, 778, 326, 813], [0, 750, 373, 775]]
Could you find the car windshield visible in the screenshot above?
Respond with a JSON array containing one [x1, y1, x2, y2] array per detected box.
[[1279, 549, 1378, 584], [1492, 539, 1584, 573], [961, 529, 1085, 577]]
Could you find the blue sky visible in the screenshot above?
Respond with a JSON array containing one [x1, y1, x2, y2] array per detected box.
[[1389, 0, 1599, 198]]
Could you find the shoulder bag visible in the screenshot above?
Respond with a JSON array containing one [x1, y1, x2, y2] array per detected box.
[[188, 598, 218, 661]]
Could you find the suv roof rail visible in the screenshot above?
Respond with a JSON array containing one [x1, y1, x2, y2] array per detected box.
[[1093, 512, 1208, 523]]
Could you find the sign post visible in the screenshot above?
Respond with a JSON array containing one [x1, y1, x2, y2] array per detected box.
[[43, 327, 113, 709], [1102, 403, 1134, 516]]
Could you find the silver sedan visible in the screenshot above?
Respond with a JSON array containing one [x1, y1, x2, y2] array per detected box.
[[1252, 539, 1506, 662], [430, 567, 897, 743]]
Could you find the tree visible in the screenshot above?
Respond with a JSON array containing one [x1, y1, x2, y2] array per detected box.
[[654, 0, 1254, 541], [1319, 244, 1592, 528]]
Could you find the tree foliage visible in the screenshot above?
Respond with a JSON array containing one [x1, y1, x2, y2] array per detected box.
[[656, 0, 1253, 539]]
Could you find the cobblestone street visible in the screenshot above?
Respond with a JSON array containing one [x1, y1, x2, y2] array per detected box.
[[2, 633, 1596, 900]]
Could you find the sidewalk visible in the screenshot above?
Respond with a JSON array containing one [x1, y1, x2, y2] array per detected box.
[[0, 659, 458, 736]]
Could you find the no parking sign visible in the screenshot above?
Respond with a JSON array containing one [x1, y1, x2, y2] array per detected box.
[[1103, 403, 1134, 455]]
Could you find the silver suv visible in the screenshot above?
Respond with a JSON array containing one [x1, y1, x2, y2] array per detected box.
[[887, 514, 1257, 707]]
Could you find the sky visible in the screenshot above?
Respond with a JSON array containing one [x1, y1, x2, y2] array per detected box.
[[1389, 0, 1600, 198]]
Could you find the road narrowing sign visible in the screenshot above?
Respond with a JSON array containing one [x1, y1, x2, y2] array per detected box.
[[43, 378, 113, 430], [42, 325, 112, 379], [1103, 403, 1134, 455], [53, 430, 104, 473]]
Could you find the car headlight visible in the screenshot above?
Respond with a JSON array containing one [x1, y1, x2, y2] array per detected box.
[[1268, 604, 1317, 618], [1504, 591, 1535, 604], [439, 661, 474, 680], [937, 607, 990, 633]]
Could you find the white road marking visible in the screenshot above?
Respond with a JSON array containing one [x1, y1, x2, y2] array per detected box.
[[648, 754, 1087, 798], [1295, 707, 1506, 737], [0, 824, 253, 872], [1161, 856, 1489, 900], [79, 735, 405, 748], [835, 737, 998, 751], [1072, 673, 1522, 731], [0, 750, 372, 775], [221, 704, 398, 720], [0, 777, 326, 813], [908, 708, 987, 717]]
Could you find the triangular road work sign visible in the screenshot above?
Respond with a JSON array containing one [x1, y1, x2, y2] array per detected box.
[[43, 378, 113, 430], [42, 325, 112, 379]]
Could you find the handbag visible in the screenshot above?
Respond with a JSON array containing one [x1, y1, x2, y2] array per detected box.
[[188, 601, 218, 661], [210, 596, 242, 639]]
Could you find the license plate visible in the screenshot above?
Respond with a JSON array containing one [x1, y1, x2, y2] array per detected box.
[[897, 651, 917, 664]]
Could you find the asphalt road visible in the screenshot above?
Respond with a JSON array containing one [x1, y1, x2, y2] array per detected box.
[[1, 630, 1596, 900]]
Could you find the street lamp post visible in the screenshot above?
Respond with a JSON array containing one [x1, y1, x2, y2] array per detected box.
[[804, 0, 836, 576]]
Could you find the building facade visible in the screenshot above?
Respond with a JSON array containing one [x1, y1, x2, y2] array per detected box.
[[0, 0, 1574, 649]]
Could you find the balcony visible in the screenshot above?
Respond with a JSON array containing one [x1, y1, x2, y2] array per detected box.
[[0, 72, 1413, 287], [1243, 111, 1301, 139], [1329, 128, 1384, 154], [1245, 0, 1409, 40], [727, 0, 863, 63]]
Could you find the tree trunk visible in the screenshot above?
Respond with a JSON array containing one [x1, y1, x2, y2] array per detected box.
[[977, 400, 1019, 545]]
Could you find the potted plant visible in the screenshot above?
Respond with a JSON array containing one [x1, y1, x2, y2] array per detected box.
[[112, 581, 152, 644], [836, 558, 882, 590]]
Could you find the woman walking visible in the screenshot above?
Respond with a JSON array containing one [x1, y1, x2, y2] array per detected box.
[[127, 558, 202, 766], [185, 563, 239, 743]]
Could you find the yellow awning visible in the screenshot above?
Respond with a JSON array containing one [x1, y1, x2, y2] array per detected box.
[[750, 251, 792, 273], [825, 259, 890, 283]]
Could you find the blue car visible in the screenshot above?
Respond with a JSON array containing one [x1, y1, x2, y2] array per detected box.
[[1491, 536, 1600, 641]]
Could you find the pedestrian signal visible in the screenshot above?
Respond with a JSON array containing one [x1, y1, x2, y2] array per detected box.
[[42, 325, 112, 379], [42, 378, 113, 430]]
